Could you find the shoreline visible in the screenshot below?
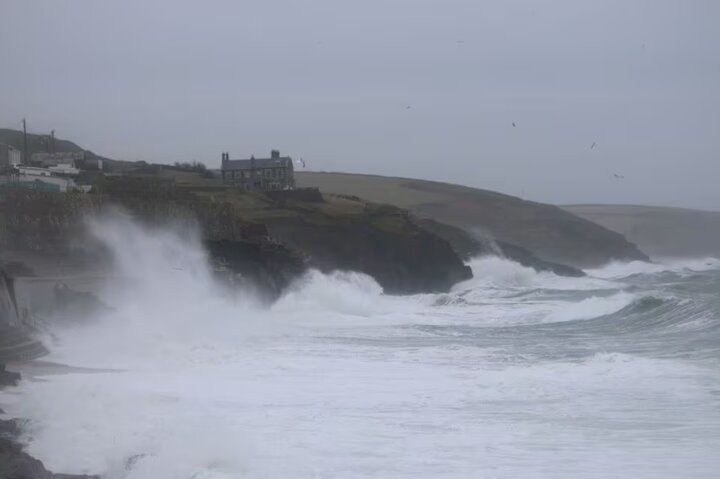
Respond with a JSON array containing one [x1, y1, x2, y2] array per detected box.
[[0, 360, 101, 479]]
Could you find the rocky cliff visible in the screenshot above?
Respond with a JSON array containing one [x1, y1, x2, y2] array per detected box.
[[265, 207, 472, 294], [416, 219, 585, 277], [0, 178, 471, 298]]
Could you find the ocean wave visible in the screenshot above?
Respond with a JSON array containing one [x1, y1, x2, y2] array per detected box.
[[454, 256, 618, 294], [587, 257, 720, 279], [544, 292, 638, 323]]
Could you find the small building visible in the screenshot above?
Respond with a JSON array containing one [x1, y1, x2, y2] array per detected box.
[[48, 163, 81, 176], [0, 143, 22, 168], [220, 150, 295, 191], [1, 166, 76, 192]]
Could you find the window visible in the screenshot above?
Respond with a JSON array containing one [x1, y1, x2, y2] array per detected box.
[[264, 169, 272, 179]]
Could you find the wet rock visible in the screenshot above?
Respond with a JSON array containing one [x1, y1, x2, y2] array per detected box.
[[416, 218, 586, 277], [0, 435, 101, 479], [0, 418, 20, 438], [266, 215, 473, 294], [0, 366, 21, 387], [205, 239, 307, 303], [0, 437, 53, 479]]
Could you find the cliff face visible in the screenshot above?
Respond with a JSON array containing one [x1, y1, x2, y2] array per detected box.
[[0, 188, 305, 301], [296, 172, 650, 268], [0, 181, 472, 297], [266, 214, 472, 295], [416, 219, 586, 277]]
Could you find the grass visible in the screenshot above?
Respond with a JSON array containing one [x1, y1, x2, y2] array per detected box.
[[296, 172, 447, 208]]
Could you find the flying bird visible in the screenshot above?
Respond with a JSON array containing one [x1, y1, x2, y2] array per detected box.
[[512, 122, 516, 128], [613, 173, 624, 179], [406, 105, 412, 110], [590, 142, 597, 150]]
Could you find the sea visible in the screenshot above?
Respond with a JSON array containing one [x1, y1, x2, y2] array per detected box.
[[2, 216, 719, 478]]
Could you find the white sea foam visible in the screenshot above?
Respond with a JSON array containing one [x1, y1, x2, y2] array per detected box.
[[2, 217, 719, 479], [587, 257, 720, 279], [455, 256, 619, 293]]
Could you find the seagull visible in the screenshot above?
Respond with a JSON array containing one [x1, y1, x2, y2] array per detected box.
[[512, 122, 516, 127], [406, 105, 412, 110], [590, 141, 597, 150], [613, 173, 624, 179], [456, 40, 465, 44]]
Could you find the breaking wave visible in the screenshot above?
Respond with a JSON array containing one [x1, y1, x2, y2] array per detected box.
[[2, 217, 719, 478]]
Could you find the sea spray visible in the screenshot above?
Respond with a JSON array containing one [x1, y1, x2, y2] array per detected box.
[[2, 217, 719, 478]]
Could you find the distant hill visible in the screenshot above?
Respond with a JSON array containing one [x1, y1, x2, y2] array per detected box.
[[563, 205, 720, 259], [296, 172, 648, 267]]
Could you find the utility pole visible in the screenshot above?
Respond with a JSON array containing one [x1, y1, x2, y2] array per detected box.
[[51, 129, 55, 153], [22, 119, 27, 165]]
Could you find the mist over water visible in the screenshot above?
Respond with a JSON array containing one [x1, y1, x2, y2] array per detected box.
[[2, 218, 720, 478]]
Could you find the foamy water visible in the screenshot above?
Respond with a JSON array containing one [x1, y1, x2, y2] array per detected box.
[[2, 216, 719, 478]]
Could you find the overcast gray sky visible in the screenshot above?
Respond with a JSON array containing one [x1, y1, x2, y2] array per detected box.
[[1, 0, 718, 209]]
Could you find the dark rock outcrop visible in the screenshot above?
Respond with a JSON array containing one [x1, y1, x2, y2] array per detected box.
[[494, 241, 586, 277], [0, 437, 99, 479], [0, 418, 20, 438], [266, 216, 472, 294], [417, 218, 586, 277], [205, 239, 307, 302], [0, 327, 48, 366], [0, 366, 21, 388], [0, 437, 53, 479]]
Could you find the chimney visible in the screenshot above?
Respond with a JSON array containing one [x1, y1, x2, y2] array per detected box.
[[271, 149, 280, 159]]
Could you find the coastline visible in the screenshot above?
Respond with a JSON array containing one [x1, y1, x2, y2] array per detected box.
[[0, 361, 101, 479]]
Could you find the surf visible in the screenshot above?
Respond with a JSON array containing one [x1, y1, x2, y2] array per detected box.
[[2, 217, 719, 479]]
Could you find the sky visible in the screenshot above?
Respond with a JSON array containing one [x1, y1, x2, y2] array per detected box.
[[1, 0, 718, 209]]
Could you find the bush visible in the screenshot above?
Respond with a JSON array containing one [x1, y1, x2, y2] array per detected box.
[[173, 161, 208, 173]]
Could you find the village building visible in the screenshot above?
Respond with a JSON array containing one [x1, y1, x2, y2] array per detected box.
[[1, 166, 78, 192], [220, 150, 295, 191], [0, 143, 22, 168]]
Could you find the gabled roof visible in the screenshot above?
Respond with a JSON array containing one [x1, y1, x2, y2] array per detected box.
[[222, 156, 292, 171]]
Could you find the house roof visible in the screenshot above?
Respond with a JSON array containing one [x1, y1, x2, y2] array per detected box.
[[222, 156, 292, 171]]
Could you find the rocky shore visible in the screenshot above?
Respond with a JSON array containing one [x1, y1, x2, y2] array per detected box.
[[0, 181, 472, 299], [1, 368, 97, 479]]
